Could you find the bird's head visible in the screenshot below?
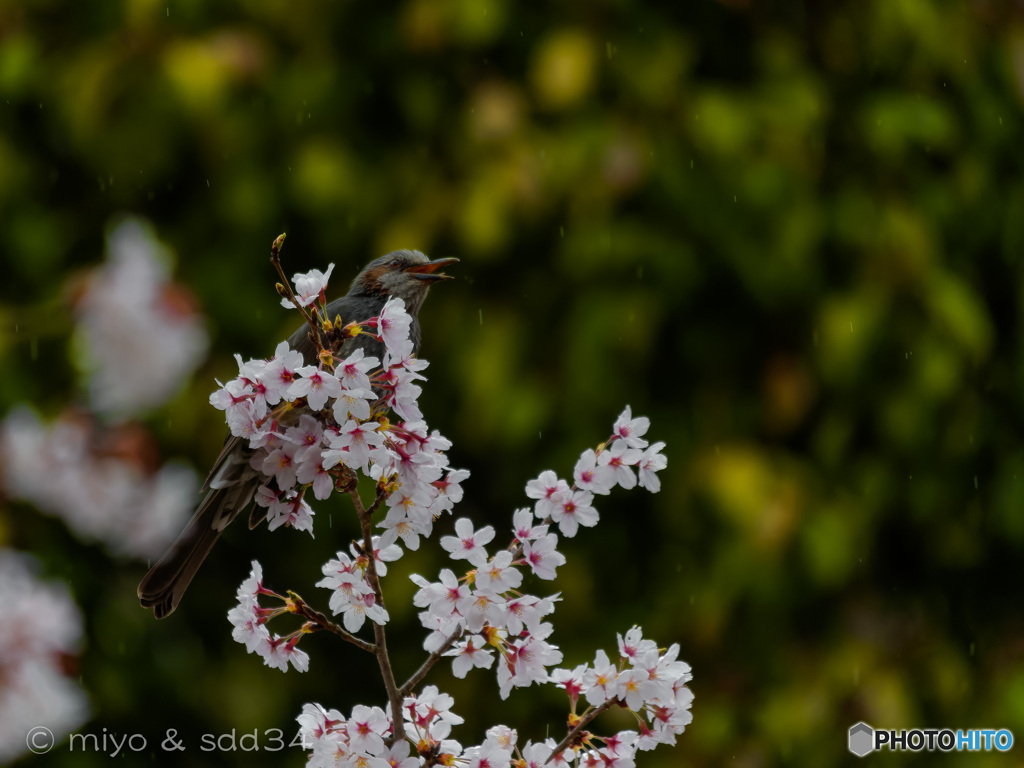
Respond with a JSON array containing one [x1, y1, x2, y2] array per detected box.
[[349, 250, 459, 315]]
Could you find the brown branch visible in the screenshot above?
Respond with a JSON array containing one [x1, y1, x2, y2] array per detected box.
[[351, 487, 404, 744], [546, 699, 617, 764], [397, 626, 464, 698], [289, 593, 376, 653], [367, 486, 388, 518]]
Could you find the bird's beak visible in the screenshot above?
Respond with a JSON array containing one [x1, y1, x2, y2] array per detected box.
[[404, 257, 459, 282]]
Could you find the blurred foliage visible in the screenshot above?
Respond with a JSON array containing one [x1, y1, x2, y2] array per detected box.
[[2, 0, 1024, 766]]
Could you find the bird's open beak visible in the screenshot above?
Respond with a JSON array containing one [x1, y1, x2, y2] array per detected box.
[[404, 257, 459, 282]]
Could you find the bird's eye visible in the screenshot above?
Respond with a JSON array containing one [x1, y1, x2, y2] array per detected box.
[[389, 259, 401, 269]]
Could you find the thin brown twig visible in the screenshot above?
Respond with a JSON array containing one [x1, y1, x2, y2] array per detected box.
[[366, 486, 388, 518], [545, 699, 617, 764], [289, 593, 377, 653], [397, 626, 464, 697], [269, 232, 324, 354], [350, 487, 404, 744]]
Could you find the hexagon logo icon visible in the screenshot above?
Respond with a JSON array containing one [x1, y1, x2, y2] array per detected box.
[[848, 722, 874, 757]]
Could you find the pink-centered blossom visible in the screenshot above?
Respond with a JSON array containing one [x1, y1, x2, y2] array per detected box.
[[573, 448, 616, 495], [512, 507, 548, 543], [637, 441, 667, 492], [600, 440, 642, 490], [445, 635, 495, 678], [289, 366, 342, 411], [262, 342, 305, 403], [440, 518, 495, 567], [612, 405, 650, 449], [336, 348, 379, 391], [262, 443, 298, 490], [522, 533, 565, 581], [379, 297, 413, 357], [550, 490, 598, 537], [525, 470, 571, 520], [265, 635, 310, 673]]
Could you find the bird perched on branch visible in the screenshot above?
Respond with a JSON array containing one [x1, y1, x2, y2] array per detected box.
[[138, 249, 458, 619]]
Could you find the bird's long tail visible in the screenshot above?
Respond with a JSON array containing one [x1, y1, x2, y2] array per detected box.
[[138, 442, 257, 618]]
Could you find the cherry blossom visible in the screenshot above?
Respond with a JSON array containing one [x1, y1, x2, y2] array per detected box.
[[445, 634, 495, 678], [599, 440, 642, 490], [0, 551, 87, 762], [281, 264, 335, 308], [1, 407, 193, 558], [637, 442, 667, 493], [289, 366, 342, 411], [573, 448, 616, 495], [526, 470, 571, 520], [74, 218, 208, 418], [550, 489, 598, 537], [475, 551, 523, 594], [521, 533, 565, 581], [612, 405, 651, 449], [441, 518, 495, 567], [210, 264, 687, 766], [378, 297, 413, 357]]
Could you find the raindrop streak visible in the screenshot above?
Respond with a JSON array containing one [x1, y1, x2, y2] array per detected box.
[[479, 309, 483, 326], [30, 338, 38, 361]]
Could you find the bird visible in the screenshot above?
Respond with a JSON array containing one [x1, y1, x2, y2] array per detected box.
[[138, 249, 458, 619]]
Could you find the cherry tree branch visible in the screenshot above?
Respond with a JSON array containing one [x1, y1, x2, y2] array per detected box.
[[289, 593, 377, 653], [367, 486, 388, 518], [350, 487, 404, 743], [397, 626, 464, 698], [546, 699, 618, 764]]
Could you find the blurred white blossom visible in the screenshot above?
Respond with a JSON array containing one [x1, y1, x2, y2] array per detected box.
[[0, 550, 88, 762], [73, 217, 208, 419], [1, 407, 195, 558]]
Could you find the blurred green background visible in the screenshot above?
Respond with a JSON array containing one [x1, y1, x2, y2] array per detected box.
[[2, 0, 1024, 765]]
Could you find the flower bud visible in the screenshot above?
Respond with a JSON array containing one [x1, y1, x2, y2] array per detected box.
[[271, 232, 287, 258]]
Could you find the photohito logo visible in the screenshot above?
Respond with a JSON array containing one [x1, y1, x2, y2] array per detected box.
[[848, 722, 1013, 756], [848, 723, 873, 757]]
